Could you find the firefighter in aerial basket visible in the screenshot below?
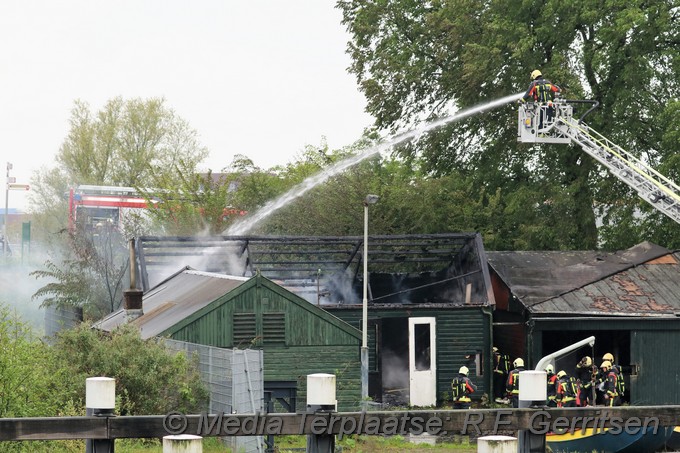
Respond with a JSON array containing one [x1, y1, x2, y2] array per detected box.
[[519, 69, 562, 133], [451, 366, 477, 409]]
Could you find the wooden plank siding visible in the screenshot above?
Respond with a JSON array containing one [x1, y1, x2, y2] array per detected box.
[[631, 330, 680, 405], [263, 345, 360, 411], [162, 275, 362, 412], [327, 306, 492, 405]]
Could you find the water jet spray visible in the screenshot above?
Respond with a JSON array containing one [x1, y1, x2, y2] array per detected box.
[[226, 92, 523, 235]]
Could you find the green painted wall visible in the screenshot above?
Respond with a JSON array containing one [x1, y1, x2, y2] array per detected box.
[[165, 276, 361, 411], [631, 330, 680, 405], [264, 345, 360, 411], [327, 306, 491, 404]]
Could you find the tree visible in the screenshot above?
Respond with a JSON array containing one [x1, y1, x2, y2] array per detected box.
[[30, 97, 209, 317], [31, 222, 128, 320], [337, 0, 680, 250], [57, 97, 208, 187]]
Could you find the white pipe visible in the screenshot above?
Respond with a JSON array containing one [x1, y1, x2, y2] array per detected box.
[[534, 336, 595, 371]]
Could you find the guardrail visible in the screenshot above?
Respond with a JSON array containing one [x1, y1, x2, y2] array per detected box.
[[1, 406, 678, 441]]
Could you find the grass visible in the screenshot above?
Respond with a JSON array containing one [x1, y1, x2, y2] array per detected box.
[[277, 434, 477, 452], [104, 435, 478, 452], [4, 434, 477, 452]]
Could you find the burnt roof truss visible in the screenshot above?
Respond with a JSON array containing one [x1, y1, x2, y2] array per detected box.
[[136, 234, 493, 307]]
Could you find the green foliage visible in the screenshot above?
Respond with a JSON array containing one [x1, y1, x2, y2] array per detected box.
[[50, 323, 208, 415], [30, 96, 209, 317], [338, 0, 680, 250], [31, 223, 128, 320], [57, 97, 208, 187], [0, 306, 56, 417], [141, 168, 237, 235], [0, 306, 209, 451]]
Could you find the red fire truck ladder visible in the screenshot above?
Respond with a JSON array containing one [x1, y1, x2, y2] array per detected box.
[[518, 101, 680, 225]]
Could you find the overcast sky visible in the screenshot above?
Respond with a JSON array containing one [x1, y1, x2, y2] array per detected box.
[[0, 1, 373, 211]]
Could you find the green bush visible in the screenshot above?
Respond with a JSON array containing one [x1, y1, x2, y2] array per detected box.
[[0, 305, 58, 417], [50, 323, 209, 415]]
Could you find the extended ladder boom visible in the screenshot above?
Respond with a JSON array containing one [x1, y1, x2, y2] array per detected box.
[[517, 101, 680, 225], [554, 117, 680, 225]]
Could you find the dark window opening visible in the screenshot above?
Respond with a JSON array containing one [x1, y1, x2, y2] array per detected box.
[[414, 323, 431, 371]]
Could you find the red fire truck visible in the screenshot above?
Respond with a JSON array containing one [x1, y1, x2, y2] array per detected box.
[[67, 185, 246, 231]]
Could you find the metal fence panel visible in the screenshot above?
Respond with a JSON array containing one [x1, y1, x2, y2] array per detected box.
[[44, 305, 83, 339], [165, 340, 264, 453]]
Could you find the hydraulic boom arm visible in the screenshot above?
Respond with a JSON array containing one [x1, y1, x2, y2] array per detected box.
[[518, 101, 680, 225]]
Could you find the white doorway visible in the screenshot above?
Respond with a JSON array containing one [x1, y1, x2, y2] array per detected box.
[[408, 317, 436, 406]]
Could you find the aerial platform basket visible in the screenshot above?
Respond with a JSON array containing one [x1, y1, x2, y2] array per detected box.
[[516, 98, 680, 225]]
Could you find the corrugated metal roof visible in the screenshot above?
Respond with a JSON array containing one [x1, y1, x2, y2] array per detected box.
[[93, 268, 248, 339], [487, 241, 675, 313], [532, 253, 680, 315]]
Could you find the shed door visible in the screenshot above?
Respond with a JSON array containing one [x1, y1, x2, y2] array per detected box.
[[631, 330, 680, 405], [408, 317, 436, 406]]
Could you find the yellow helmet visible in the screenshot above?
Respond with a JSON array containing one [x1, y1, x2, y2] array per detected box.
[[531, 69, 542, 80], [601, 360, 612, 371], [493, 346, 499, 353], [580, 356, 593, 367], [459, 366, 469, 376], [602, 353, 614, 362], [513, 358, 524, 368], [545, 364, 554, 374], [557, 370, 567, 379]]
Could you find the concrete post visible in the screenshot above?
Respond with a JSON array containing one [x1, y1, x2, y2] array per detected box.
[[518, 371, 547, 453], [477, 435, 518, 453], [85, 377, 116, 453], [306, 373, 336, 453], [163, 435, 202, 453]]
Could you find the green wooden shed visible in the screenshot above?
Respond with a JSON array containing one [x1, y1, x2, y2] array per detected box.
[[95, 268, 361, 411], [488, 241, 680, 405]]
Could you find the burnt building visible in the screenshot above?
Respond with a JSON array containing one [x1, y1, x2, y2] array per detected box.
[[134, 233, 496, 407]]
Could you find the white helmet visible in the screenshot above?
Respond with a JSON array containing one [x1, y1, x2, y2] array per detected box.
[[545, 364, 554, 374], [459, 366, 469, 376], [513, 358, 524, 368]]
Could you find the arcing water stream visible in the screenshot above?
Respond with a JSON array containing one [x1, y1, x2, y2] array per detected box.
[[226, 92, 523, 235]]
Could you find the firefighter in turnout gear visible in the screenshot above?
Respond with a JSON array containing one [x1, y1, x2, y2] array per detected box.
[[555, 370, 578, 407], [506, 358, 525, 408], [520, 69, 561, 132], [451, 366, 477, 409], [493, 346, 511, 403], [599, 361, 621, 407], [601, 353, 626, 403], [576, 355, 597, 406], [545, 364, 558, 407]]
